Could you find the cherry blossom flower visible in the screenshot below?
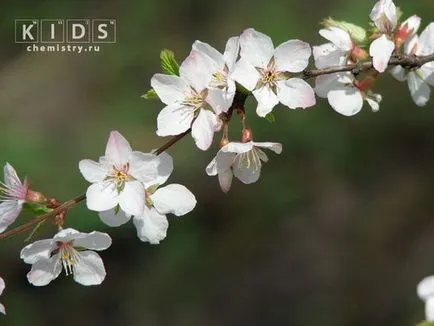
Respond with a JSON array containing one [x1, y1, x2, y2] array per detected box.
[[98, 152, 196, 244], [390, 23, 434, 106], [0, 163, 28, 234], [417, 275, 434, 321], [206, 141, 282, 192], [315, 73, 382, 116], [369, 0, 398, 72], [395, 15, 421, 49], [151, 51, 223, 151], [20, 228, 112, 286], [192, 36, 239, 114], [232, 28, 315, 117], [0, 277, 5, 315], [79, 131, 167, 217]]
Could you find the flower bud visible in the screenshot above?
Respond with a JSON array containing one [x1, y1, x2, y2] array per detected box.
[[350, 46, 368, 61], [242, 128, 253, 143], [25, 190, 47, 204], [354, 76, 377, 92]]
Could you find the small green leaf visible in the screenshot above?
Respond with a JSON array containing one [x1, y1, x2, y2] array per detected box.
[[141, 88, 159, 100], [23, 202, 52, 216], [265, 113, 276, 123], [160, 49, 180, 76], [322, 17, 367, 45]]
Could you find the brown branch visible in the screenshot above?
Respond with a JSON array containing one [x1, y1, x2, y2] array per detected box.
[[302, 53, 434, 79]]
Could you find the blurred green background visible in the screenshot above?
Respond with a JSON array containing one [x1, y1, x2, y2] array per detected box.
[[1, 0, 434, 325]]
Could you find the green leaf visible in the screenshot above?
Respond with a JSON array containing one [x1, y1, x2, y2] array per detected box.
[[141, 88, 159, 100], [23, 202, 52, 216], [265, 113, 276, 123], [160, 49, 180, 76], [322, 17, 367, 45]]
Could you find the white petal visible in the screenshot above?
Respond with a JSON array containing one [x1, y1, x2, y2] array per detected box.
[[233, 155, 261, 184], [191, 109, 219, 151], [274, 40, 311, 73], [277, 78, 316, 109], [327, 86, 364, 116], [408, 72, 431, 107], [404, 34, 419, 56], [313, 43, 347, 69], [223, 36, 240, 72], [420, 63, 434, 86], [105, 131, 133, 167], [151, 184, 197, 216], [3, 162, 22, 188], [252, 142, 283, 154], [206, 87, 235, 115], [231, 58, 261, 91], [206, 151, 236, 176], [239, 28, 274, 68], [365, 97, 380, 112], [86, 181, 118, 212], [389, 65, 407, 82], [156, 104, 194, 137], [133, 207, 168, 244], [419, 23, 434, 56], [20, 239, 54, 264], [192, 41, 224, 70], [179, 50, 213, 91], [118, 181, 145, 216], [0, 303, 4, 315], [314, 73, 341, 98], [319, 27, 352, 51], [0, 201, 22, 233], [221, 141, 254, 154], [399, 15, 421, 37], [418, 276, 434, 300], [150, 74, 189, 105], [129, 152, 173, 186], [369, 35, 395, 73], [252, 86, 279, 117], [98, 209, 131, 227], [73, 251, 106, 286], [427, 297, 434, 322], [73, 231, 112, 250], [370, 0, 397, 32], [218, 169, 233, 193], [78, 159, 108, 183], [27, 256, 62, 286], [0, 277, 4, 296], [53, 228, 81, 241]]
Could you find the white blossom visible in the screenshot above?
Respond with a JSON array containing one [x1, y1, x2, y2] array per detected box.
[[206, 141, 282, 192], [0, 163, 28, 234], [418, 275, 434, 321], [232, 28, 315, 117], [313, 27, 354, 69], [98, 152, 196, 244], [79, 131, 167, 216], [0, 277, 5, 315], [390, 23, 434, 106], [315, 73, 382, 116], [20, 228, 112, 286], [152, 51, 223, 151]]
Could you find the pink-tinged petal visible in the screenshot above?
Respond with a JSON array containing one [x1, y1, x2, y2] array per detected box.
[[72, 251, 106, 286], [53, 228, 81, 243], [20, 239, 54, 264], [370, 0, 397, 32], [191, 109, 220, 151], [73, 231, 112, 251], [179, 50, 213, 91], [233, 155, 262, 184], [152, 184, 196, 216], [319, 27, 352, 51], [404, 35, 419, 56], [420, 63, 434, 86], [277, 78, 316, 109], [419, 23, 434, 56], [86, 181, 118, 212], [231, 58, 261, 91], [369, 35, 395, 73], [79, 159, 108, 183], [129, 152, 173, 187], [150, 74, 189, 105], [192, 41, 224, 70], [218, 169, 233, 193], [156, 104, 194, 137], [313, 43, 347, 69], [133, 207, 168, 244], [315, 73, 339, 98], [399, 15, 421, 37], [223, 36, 240, 71], [206, 87, 235, 115], [239, 28, 274, 68], [418, 276, 434, 300], [0, 303, 4, 315], [389, 65, 407, 82], [98, 209, 131, 227], [206, 151, 236, 176], [0, 201, 22, 234], [252, 86, 279, 117], [0, 277, 5, 296], [118, 181, 145, 216], [3, 162, 22, 188], [27, 255, 62, 286], [221, 141, 254, 154], [327, 86, 363, 116], [105, 131, 133, 167], [408, 72, 431, 107], [274, 40, 311, 73], [253, 142, 283, 154]]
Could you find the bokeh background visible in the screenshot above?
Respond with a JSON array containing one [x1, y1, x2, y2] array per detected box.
[[0, 0, 434, 325]]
